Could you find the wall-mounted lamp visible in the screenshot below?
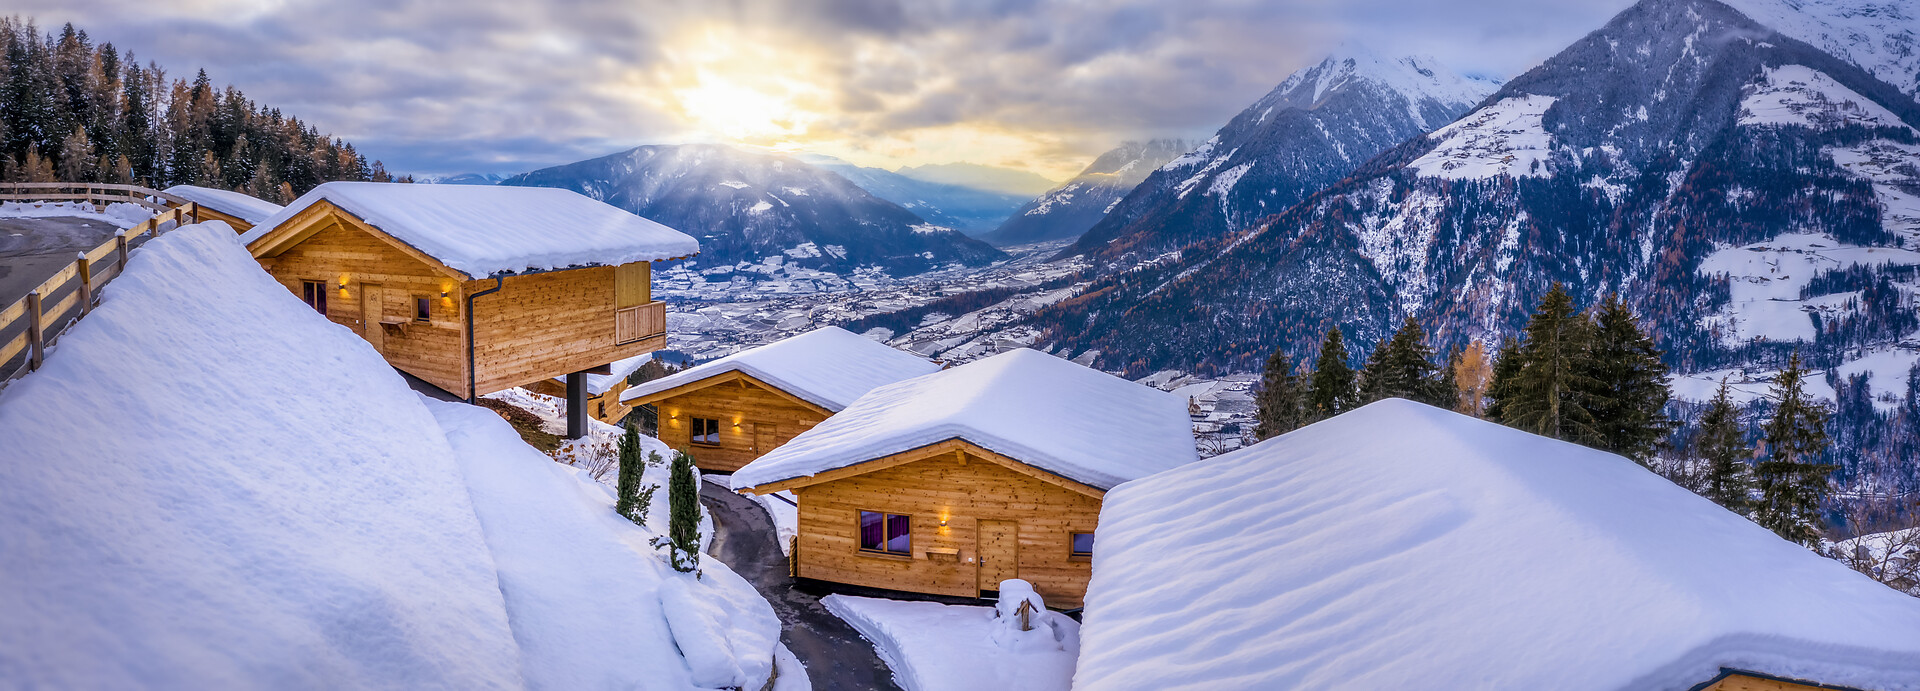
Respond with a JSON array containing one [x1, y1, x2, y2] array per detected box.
[[938, 518, 948, 527], [440, 290, 449, 298]]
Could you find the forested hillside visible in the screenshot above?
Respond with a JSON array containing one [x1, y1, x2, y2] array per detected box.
[[0, 19, 387, 201]]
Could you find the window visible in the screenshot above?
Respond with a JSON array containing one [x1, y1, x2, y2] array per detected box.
[[413, 296, 431, 322], [300, 280, 328, 315], [690, 417, 721, 446], [1070, 532, 1095, 558], [859, 511, 911, 555]]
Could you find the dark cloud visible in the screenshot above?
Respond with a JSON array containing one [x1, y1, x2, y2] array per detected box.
[[21, 0, 1633, 178]]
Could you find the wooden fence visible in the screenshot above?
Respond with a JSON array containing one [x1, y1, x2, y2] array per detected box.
[[1, 184, 202, 384]]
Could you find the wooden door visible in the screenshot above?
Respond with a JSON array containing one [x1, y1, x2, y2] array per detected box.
[[978, 520, 1020, 594], [753, 422, 778, 457], [613, 262, 650, 344], [360, 283, 384, 352]]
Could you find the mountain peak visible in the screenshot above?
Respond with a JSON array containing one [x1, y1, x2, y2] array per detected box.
[[1266, 47, 1499, 124]]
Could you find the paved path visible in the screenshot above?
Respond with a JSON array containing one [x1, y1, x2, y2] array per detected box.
[[0, 216, 130, 302], [701, 481, 904, 691]]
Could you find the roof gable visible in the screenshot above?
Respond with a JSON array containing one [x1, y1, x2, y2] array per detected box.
[[163, 185, 284, 225], [741, 438, 1105, 498], [621, 327, 940, 412], [730, 348, 1199, 492], [241, 182, 700, 278], [1075, 399, 1920, 691], [247, 200, 469, 280]]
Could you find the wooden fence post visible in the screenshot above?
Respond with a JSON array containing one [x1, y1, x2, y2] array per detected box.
[[76, 255, 93, 316], [115, 233, 129, 276], [26, 291, 44, 372]]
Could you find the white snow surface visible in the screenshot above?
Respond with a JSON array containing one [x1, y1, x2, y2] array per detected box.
[[163, 185, 284, 225], [0, 225, 523, 689], [824, 593, 1079, 691], [0, 200, 150, 228], [1738, 65, 1915, 130], [731, 348, 1199, 492], [241, 181, 700, 278], [621, 326, 940, 411], [1724, 0, 1920, 106], [1273, 45, 1499, 129], [1410, 94, 1559, 180], [1697, 232, 1920, 343], [0, 224, 775, 689], [1075, 400, 1920, 691]]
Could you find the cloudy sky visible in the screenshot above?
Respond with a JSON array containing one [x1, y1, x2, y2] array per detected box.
[[25, 0, 1634, 180]]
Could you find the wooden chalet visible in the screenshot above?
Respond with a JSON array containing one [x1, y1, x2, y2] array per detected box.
[[241, 182, 698, 436], [525, 353, 655, 424], [620, 326, 941, 472], [162, 185, 284, 232], [729, 348, 1199, 608]]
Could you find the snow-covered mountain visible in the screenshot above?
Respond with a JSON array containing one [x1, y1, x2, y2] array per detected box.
[[1055, 47, 1500, 266], [499, 144, 1004, 275], [424, 172, 509, 185], [1722, 0, 1920, 105], [797, 154, 1030, 235], [893, 162, 1059, 197], [984, 139, 1192, 247], [1034, 0, 1920, 411]]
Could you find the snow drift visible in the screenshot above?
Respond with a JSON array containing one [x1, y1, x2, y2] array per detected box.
[[1075, 399, 1920, 691], [0, 224, 775, 689]]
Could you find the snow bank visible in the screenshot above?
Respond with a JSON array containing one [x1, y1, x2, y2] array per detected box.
[[242, 181, 700, 278], [0, 225, 523, 689], [825, 594, 1079, 691], [1410, 94, 1558, 180], [731, 348, 1199, 492], [623, 325, 940, 411], [0, 200, 148, 229], [164, 185, 285, 225], [0, 223, 778, 689], [1076, 399, 1920, 691], [429, 399, 778, 689]]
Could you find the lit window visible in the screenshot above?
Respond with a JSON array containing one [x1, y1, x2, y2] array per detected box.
[[690, 417, 721, 445], [413, 296, 431, 322], [300, 281, 328, 315], [859, 511, 911, 555], [1070, 532, 1094, 557]]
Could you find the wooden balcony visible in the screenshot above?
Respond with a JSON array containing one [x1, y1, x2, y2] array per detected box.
[[615, 300, 667, 345]]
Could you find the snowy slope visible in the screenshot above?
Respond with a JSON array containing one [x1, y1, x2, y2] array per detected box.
[[163, 185, 284, 225], [1060, 45, 1497, 266], [0, 224, 524, 689], [1077, 400, 1920, 691], [1409, 95, 1558, 179], [0, 224, 778, 689], [1724, 0, 1920, 105], [243, 181, 701, 278], [620, 326, 940, 411], [500, 144, 1004, 275], [731, 349, 1197, 492], [799, 154, 1029, 235], [985, 140, 1191, 246]]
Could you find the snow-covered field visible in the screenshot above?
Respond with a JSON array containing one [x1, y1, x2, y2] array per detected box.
[[0, 224, 780, 689], [1410, 94, 1558, 179], [824, 591, 1079, 691], [0, 200, 152, 229]]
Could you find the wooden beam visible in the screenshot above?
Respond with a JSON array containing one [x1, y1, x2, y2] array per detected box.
[[25, 291, 44, 372], [624, 369, 836, 417], [740, 437, 1107, 499]]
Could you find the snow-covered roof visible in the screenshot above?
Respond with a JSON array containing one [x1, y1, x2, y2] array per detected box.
[[620, 326, 940, 411], [551, 353, 655, 397], [163, 185, 285, 225], [730, 348, 1199, 492], [1074, 399, 1920, 691], [242, 181, 700, 278]]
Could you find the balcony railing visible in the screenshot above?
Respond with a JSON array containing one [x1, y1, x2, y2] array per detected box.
[[614, 300, 666, 345]]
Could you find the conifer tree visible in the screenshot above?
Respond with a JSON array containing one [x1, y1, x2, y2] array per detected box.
[[1581, 295, 1673, 464], [1305, 327, 1358, 420], [1695, 380, 1754, 514], [1438, 345, 1462, 412], [1483, 338, 1523, 421], [1501, 284, 1601, 441], [1254, 346, 1306, 439], [1756, 352, 1834, 546], [614, 419, 648, 523], [666, 449, 702, 572], [1360, 316, 1446, 406]]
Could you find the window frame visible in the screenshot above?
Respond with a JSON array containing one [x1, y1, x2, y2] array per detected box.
[[412, 295, 432, 323], [689, 416, 722, 446], [1069, 531, 1095, 559], [300, 280, 329, 315], [857, 510, 912, 557]]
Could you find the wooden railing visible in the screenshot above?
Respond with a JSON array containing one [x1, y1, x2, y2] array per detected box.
[[615, 300, 668, 345], [1, 185, 203, 384]]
